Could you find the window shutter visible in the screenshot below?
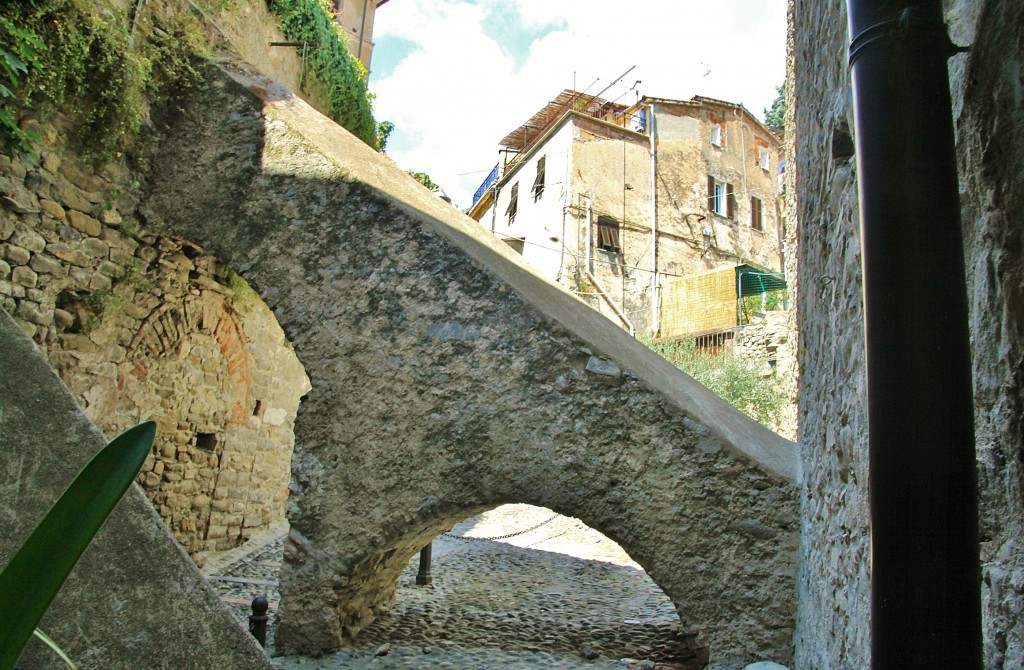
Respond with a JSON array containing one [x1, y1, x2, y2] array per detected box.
[[707, 175, 715, 212], [726, 183, 735, 218], [596, 216, 621, 253], [532, 156, 546, 201], [505, 183, 519, 224], [751, 197, 763, 230]]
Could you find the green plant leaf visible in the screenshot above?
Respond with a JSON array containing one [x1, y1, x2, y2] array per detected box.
[[31, 629, 77, 669], [0, 421, 156, 670]]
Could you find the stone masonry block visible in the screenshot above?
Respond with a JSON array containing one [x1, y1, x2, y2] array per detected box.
[[11, 228, 46, 253], [30, 253, 64, 276], [67, 209, 102, 237], [11, 265, 38, 288], [4, 244, 30, 265], [82, 237, 109, 258], [46, 242, 91, 267], [39, 198, 66, 220]]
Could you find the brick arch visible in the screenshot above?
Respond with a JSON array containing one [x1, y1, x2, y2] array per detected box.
[[144, 60, 798, 668]]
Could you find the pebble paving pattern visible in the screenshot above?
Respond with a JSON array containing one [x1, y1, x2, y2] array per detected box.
[[206, 508, 702, 669]]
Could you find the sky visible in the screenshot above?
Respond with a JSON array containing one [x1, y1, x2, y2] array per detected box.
[[369, 1, 788, 210]]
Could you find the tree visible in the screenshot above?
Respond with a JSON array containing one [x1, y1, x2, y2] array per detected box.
[[376, 120, 394, 152], [764, 81, 785, 131], [408, 171, 439, 191]]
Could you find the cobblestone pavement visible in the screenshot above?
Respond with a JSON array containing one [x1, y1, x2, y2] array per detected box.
[[205, 506, 703, 669]]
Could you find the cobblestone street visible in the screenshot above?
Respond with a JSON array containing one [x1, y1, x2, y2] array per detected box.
[[205, 506, 702, 669]]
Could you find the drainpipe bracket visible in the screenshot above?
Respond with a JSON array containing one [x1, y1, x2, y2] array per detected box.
[[849, 6, 968, 67]]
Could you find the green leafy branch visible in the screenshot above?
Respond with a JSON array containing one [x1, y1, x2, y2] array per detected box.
[[0, 15, 44, 160]]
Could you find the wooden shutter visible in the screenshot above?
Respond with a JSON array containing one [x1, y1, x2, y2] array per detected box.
[[707, 175, 715, 212], [751, 197, 763, 230], [532, 156, 546, 201], [597, 216, 621, 253], [726, 183, 735, 218], [505, 182, 519, 224]]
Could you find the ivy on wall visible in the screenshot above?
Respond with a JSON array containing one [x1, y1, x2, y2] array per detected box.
[[268, 0, 379, 148], [0, 0, 207, 163]]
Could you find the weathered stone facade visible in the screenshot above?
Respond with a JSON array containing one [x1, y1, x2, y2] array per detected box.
[[141, 59, 800, 669], [0, 117, 309, 558], [470, 93, 784, 339], [790, 0, 1024, 667]]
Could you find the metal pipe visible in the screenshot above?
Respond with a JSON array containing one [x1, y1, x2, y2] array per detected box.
[[586, 270, 635, 336], [846, 2, 980, 668], [649, 104, 660, 335], [357, 0, 369, 67], [585, 195, 593, 274]]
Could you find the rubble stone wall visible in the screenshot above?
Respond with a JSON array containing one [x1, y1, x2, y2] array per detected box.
[[791, 0, 1024, 667], [0, 117, 309, 559]]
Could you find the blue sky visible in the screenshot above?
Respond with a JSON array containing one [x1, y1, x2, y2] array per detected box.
[[370, 0, 788, 209]]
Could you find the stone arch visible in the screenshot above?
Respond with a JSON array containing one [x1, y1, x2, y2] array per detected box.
[[46, 227, 311, 557], [116, 282, 309, 556], [144, 60, 798, 668], [359, 503, 704, 665]]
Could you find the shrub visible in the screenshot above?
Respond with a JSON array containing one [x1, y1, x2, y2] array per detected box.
[[645, 336, 785, 429], [0, 0, 208, 162]]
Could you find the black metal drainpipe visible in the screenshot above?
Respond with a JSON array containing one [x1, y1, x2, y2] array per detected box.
[[846, 1, 980, 668]]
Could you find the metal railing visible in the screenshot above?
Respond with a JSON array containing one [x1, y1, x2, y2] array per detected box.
[[472, 163, 499, 206]]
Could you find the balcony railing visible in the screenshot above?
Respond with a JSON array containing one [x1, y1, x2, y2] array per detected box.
[[472, 163, 499, 206]]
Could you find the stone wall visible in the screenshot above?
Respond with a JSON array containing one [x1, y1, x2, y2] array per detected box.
[[950, 0, 1024, 665], [734, 309, 797, 442], [0, 115, 308, 559], [791, 0, 1024, 667]]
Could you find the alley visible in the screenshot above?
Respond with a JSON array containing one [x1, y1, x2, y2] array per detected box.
[[206, 505, 700, 669]]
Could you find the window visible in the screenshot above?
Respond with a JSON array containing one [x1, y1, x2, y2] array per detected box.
[[751, 196, 763, 231], [505, 182, 518, 225], [759, 148, 771, 171], [532, 156, 545, 201], [707, 176, 734, 218], [596, 216, 621, 253], [710, 124, 723, 147]]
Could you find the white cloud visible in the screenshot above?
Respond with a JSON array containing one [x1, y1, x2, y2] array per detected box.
[[371, 0, 787, 209]]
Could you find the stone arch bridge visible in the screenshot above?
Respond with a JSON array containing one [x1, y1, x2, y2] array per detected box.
[[143, 59, 799, 668]]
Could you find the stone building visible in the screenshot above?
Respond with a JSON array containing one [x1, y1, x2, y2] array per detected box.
[[468, 90, 786, 339], [334, 0, 390, 75]]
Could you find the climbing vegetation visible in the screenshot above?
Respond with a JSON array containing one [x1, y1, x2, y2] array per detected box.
[[0, 0, 209, 162], [268, 0, 380, 147], [645, 336, 786, 429]]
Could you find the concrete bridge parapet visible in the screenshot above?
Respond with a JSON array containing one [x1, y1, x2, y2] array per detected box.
[[143, 56, 799, 668]]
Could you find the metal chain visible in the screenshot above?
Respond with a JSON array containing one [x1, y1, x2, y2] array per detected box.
[[444, 513, 561, 541]]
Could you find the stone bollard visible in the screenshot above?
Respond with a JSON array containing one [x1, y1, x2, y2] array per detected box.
[[416, 543, 433, 585], [249, 595, 269, 647]]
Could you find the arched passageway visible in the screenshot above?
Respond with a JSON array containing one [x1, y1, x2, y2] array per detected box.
[[144, 59, 799, 668], [373, 505, 704, 666]]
